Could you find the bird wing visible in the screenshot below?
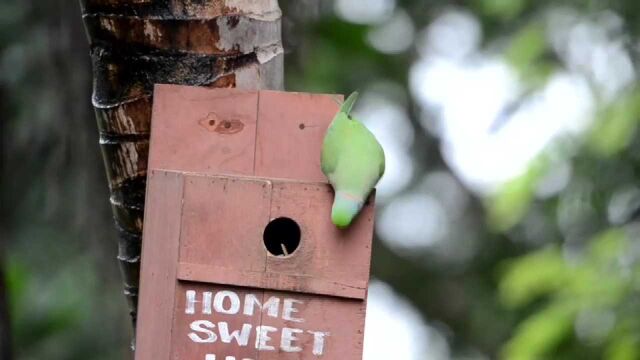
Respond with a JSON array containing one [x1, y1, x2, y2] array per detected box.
[[321, 123, 340, 176]]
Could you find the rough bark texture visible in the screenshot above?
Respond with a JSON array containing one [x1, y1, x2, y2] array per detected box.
[[80, 0, 284, 340]]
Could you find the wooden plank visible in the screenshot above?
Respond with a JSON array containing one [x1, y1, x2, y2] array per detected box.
[[257, 290, 367, 360], [170, 282, 262, 360], [178, 174, 271, 274], [254, 91, 342, 182], [265, 182, 374, 295], [148, 84, 259, 176], [140, 87, 376, 359], [135, 170, 184, 360], [177, 263, 367, 300], [177, 174, 372, 299]]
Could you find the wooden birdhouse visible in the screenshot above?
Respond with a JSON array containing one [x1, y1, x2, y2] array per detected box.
[[135, 85, 376, 360]]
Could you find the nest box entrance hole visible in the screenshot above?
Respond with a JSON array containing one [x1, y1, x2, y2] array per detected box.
[[263, 217, 301, 256]]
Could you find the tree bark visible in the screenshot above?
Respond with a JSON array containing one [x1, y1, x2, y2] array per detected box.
[[79, 0, 284, 343]]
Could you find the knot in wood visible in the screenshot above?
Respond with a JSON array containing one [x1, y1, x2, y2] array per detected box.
[[199, 113, 245, 134]]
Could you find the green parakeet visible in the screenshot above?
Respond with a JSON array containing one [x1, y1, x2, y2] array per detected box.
[[321, 92, 386, 228]]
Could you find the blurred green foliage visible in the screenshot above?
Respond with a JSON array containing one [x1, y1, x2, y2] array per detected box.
[[488, 155, 550, 231], [3, 0, 640, 359], [1, 1, 131, 358], [589, 90, 640, 157], [500, 230, 639, 359], [484, 1, 640, 357]]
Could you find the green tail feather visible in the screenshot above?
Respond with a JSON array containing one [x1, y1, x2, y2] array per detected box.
[[340, 91, 359, 115]]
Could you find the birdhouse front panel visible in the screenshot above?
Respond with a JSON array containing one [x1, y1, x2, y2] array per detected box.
[[136, 86, 375, 360]]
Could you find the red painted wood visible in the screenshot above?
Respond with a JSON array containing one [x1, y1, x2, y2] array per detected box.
[[176, 174, 369, 300], [254, 91, 342, 182], [257, 290, 367, 360], [137, 87, 375, 360], [148, 85, 340, 182], [149, 85, 258, 176], [170, 282, 262, 360], [179, 175, 271, 274], [266, 181, 375, 291], [176, 262, 366, 299], [136, 170, 184, 359]]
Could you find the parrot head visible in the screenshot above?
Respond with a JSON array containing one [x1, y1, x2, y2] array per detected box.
[[331, 191, 364, 229]]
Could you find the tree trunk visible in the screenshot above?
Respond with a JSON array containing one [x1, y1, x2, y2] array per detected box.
[[79, 0, 284, 344]]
